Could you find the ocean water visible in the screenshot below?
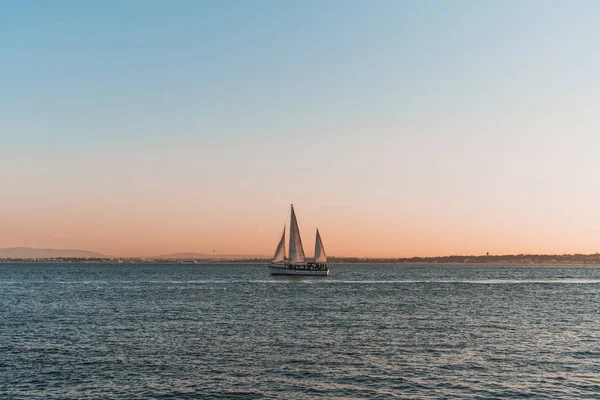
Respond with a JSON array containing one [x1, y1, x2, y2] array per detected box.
[[2, 263, 600, 399]]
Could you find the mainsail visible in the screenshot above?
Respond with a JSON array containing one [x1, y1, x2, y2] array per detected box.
[[288, 205, 306, 263], [272, 225, 286, 263], [314, 228, 327, 263]]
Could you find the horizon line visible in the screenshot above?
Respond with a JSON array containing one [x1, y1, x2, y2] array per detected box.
[[1, 246, 600, 260]]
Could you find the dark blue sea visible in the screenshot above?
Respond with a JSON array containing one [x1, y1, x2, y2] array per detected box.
[[2, 263, 600, 399]]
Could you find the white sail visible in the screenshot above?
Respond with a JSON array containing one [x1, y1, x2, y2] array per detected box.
[[288, 205, 306, 263], [272, 225, 286, 263], [273, 226, 285, 262], [314, 228, 327, 263]]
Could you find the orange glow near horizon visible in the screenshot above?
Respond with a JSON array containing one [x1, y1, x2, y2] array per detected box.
[[3, 139, 600, 258], [2, 197, 600, 258]]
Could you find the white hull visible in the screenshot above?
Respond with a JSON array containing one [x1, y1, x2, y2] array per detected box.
[[268, 264, 329, 276]]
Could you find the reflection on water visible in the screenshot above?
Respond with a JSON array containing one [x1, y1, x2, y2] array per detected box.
[[1, 263, 600, 399]]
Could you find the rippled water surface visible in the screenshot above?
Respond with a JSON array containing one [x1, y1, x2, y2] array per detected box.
[[2, 263, 600, 399]]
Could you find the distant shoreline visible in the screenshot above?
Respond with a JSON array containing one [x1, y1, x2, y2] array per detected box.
[[2, 253, 600, 266]]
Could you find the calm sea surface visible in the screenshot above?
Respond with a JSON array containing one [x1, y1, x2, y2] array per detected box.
[[2, 263, 600, 399]]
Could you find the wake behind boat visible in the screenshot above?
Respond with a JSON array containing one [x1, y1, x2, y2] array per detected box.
[[268, 205, 329, 276]]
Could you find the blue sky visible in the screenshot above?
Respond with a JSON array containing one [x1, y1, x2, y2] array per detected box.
[[1, 1, 599, 256], [4, 0, 597, 149]]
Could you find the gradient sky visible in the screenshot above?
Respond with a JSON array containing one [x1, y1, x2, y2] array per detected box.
[[1, 1, 600, 257]]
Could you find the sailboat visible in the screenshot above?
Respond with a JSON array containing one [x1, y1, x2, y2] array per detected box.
[[268, 204, 330, 276]]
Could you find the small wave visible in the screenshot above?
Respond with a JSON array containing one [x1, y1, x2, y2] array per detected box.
[[321, 279, 600, 284], [2, 279, 600, 285]]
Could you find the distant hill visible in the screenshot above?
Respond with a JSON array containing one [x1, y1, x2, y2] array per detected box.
[[148, 252, 268, 260], [0, 247, 108, 259]]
